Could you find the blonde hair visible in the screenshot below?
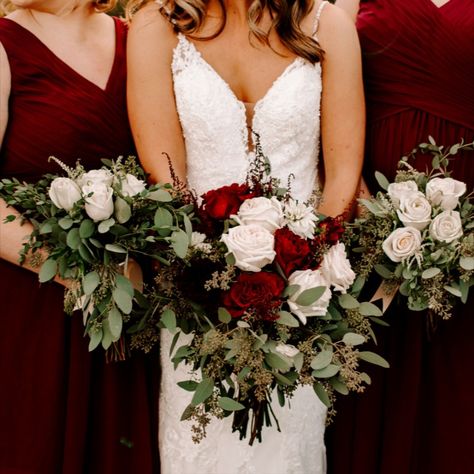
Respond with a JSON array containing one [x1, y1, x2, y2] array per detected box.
[[126, 0, 324, 64], [0, 0, 118, 17]]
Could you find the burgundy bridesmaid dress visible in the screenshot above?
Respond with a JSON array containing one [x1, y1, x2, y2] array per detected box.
[[0, 18, 159, 474], [326, 2, 474, 474]]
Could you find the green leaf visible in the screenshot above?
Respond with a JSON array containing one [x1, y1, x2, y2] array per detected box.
[[311, 350, 333, 370], [277, 310, 300, 327], [422, 267, 441, 279], [148, 189, 173, 202], [101, 321, 113, 350], [282, 284, 300, 298], [170, 229, 189, 259], [58, 217, 74, 230], [98, 218, 115, 234], [358, 351, 390, 368], [105, 243, 127, 254], [460, 279, 470, 304], [154, 208, 173, 228], [295, 286, 327, 306], [218, 307, 232, 324], [375, 264, 394, 279], [444, 285, 462, 298], [177, 380, 199, 392], [39, 222, 53, 234], [460, 256, 474, 271], [108, 307, 123, 340], [39, 258, 57, 283], [183, 213, 193, 237], [225, 252, 236, 266], [112, 287, 133, 314], [312, 364, 340, 379], [313, 382, 331, 408], [116, 273, 134, 297], [338, 293, 359, 309], [218, 397, 245, 411], [359, 302, 383, 317], [342, 332, 366, 346], [161, 308, 177, 331], [79, 219, 95, 239], [191, 377, 214, 406], [293, 352, 304, 372], [83, 271, 100, 295], [329, 378, 349, 395], [265, 352, 291, 372], [66, 227, 81, 250], [375, 171, 390, 191], [78, 243, 94, 264], [114, 197, 132, 224], [88, 328, 103, 352], [180, 404, 195, 421]]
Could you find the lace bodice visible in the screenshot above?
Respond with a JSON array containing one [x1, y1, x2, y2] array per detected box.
[[172, 35, 322, 201]]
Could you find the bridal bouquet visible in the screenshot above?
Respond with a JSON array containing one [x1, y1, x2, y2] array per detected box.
[[351, 138, 474, 320], [0, 156, 192, 354], [151, 147, 388, 444]]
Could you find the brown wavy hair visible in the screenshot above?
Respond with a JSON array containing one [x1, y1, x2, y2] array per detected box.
[[0, 0, 118, 17], [126, 0, 324, 64]]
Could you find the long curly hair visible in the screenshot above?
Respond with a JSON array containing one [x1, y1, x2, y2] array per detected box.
[[0, 0, 118, 17], [126, 0, 324, 64]]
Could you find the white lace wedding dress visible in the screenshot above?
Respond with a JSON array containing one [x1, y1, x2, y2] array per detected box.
[[159, 3, 329, 473]]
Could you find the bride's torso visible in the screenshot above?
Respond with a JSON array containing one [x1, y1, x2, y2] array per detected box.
[[171, 30, 323, 201]]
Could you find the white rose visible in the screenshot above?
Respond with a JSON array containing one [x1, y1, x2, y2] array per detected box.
[[429, 210, 463, 243], [426, 177, 466, 211], [78, 169, 113, 187], [387, 180, 419, 209], [396, 192, 432, 230], [287, 269, 332, 324], [275, 343, 300, 358], [82, 183, 114, 222], [120, 173, 146, 197], [382, 226, 422, 262], [221, 224, 275, 272], [283, 199, 319, 239], [190, 232, 212, 253], [320, 243, 356, 293], [233, 196, 284, 233], [48, 177, 82, 211]]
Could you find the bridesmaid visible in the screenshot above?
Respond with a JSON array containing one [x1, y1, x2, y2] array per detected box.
[[326, 1, 474, 474], [0, 1, 158, 473]]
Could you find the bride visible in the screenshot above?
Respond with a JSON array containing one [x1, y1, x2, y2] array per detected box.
[[126, 0, 364, 472]]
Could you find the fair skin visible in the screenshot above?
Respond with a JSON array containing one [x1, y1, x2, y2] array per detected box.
[[128, 0, 366, 218], [0, 0, 115, 282]]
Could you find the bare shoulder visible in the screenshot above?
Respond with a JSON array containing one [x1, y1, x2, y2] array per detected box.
[[128, 1, 177, 54], [335, 0, 360, 21], [317, 2, 360, 55]]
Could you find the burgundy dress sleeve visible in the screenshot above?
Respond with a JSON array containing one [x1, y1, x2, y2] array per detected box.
[[0, 17, 158, 474], [326, 2, 474, 474]]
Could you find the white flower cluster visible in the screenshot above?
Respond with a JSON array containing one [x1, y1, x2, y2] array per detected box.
[[383, 178, 466, 262], [48, 168, 146, 222], [221, 196, 355, 324]]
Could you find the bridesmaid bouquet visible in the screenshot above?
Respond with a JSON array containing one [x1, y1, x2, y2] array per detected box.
[[0, 156, 193, 355], [351, 138, 474, 320], [150, 146, 388, 444]]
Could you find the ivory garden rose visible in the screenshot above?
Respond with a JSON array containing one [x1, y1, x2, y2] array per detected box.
[[429, 210, 463, 243], [233, 196, 284, 233], [387, 180, 419, 208], [78, 168, 113, 187], [320, 242, 356, 293], [48, 177, 82, 211], [382, 226, 422, 262], [119, 173, 146, 197], [396, 192, 432, 230], [426, 177, 467, 211], [82, 182, 114, 222]]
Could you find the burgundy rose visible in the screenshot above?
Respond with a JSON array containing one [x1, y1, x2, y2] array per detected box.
[[201, 183, 255, 220], [274, 227, 312, 277], [317, 216, 345, 246], [222, 272, 285, 320]]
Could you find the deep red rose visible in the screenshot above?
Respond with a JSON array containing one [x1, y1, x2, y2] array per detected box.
[[201, 183, 255, 220], [274, 227, 312, 277], [317, 216, 345, 246], [222, 272, 285, 320]]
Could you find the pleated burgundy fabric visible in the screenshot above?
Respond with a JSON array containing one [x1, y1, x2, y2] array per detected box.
[[0, 17, 159, 474]]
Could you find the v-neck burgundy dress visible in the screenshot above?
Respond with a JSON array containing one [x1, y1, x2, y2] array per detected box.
[[326, 1, 474, 474], [0, 17, 158, 474]]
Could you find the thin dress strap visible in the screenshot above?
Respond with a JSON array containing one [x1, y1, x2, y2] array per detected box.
[[313, 1, 329, 36]]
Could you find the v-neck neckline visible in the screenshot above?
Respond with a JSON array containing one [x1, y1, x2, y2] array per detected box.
[[2, 16, 120, 94], [425, 0, 454, 10]]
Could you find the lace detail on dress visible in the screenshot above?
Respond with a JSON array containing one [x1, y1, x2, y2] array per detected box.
[[161, 20, 327, 474]]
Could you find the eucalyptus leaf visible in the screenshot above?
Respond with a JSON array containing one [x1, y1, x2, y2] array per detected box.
[[313, 382, 331, 407], [444, 285, 462, 298], [58, 217, 74, 230], [98, 218, 115, 234], [329, 378, 349, 395], [460, 256, 474, 271], [83, 271, 100, 295], [148, 189, 173, 202], [265, 352, 291, 372], [101, 320, 113, 350], [177, 380, 199, 392], [112, 287, 133, 314], [342, 332, 366, 346], [375, 171, 390, 191], [282, 284, 300, 298], [217, 307, 232, 324], [312, 364, 340, 379], [116, 273, 134, 297], [358, 351, 390, 368], [108, 307, 123, 340], [39, 258, 58, 283], [191, 377, 214, 406], [79, 219, 95, 239], [66, 228, 81, 250], [359, 302, 383, 317], [422, 267, 441, 279], [338, 293, 359, 309], [311, 350, 333, 370], [375, 264, 394, 279], [115, 197, 132, 224], [161, 308, 177, 331], [88, 328, 103, 352], [277, 311, 299, 327], [218, 397, 245, 411], [170, 229, 189, 259], [105, 243, 128, 254], [295, 286, 327, 306], [154, 208, 173, 228]]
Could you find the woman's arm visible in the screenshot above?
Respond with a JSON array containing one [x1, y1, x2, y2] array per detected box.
[[316, 4, 365, 218], [335, 0, 360, 22], [127, 3, 187, 185]]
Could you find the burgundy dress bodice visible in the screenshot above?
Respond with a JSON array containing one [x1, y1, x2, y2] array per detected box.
[[0, 17, 134, 180], [326, 2, 474, 474], [0, 17, 157, 474]]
